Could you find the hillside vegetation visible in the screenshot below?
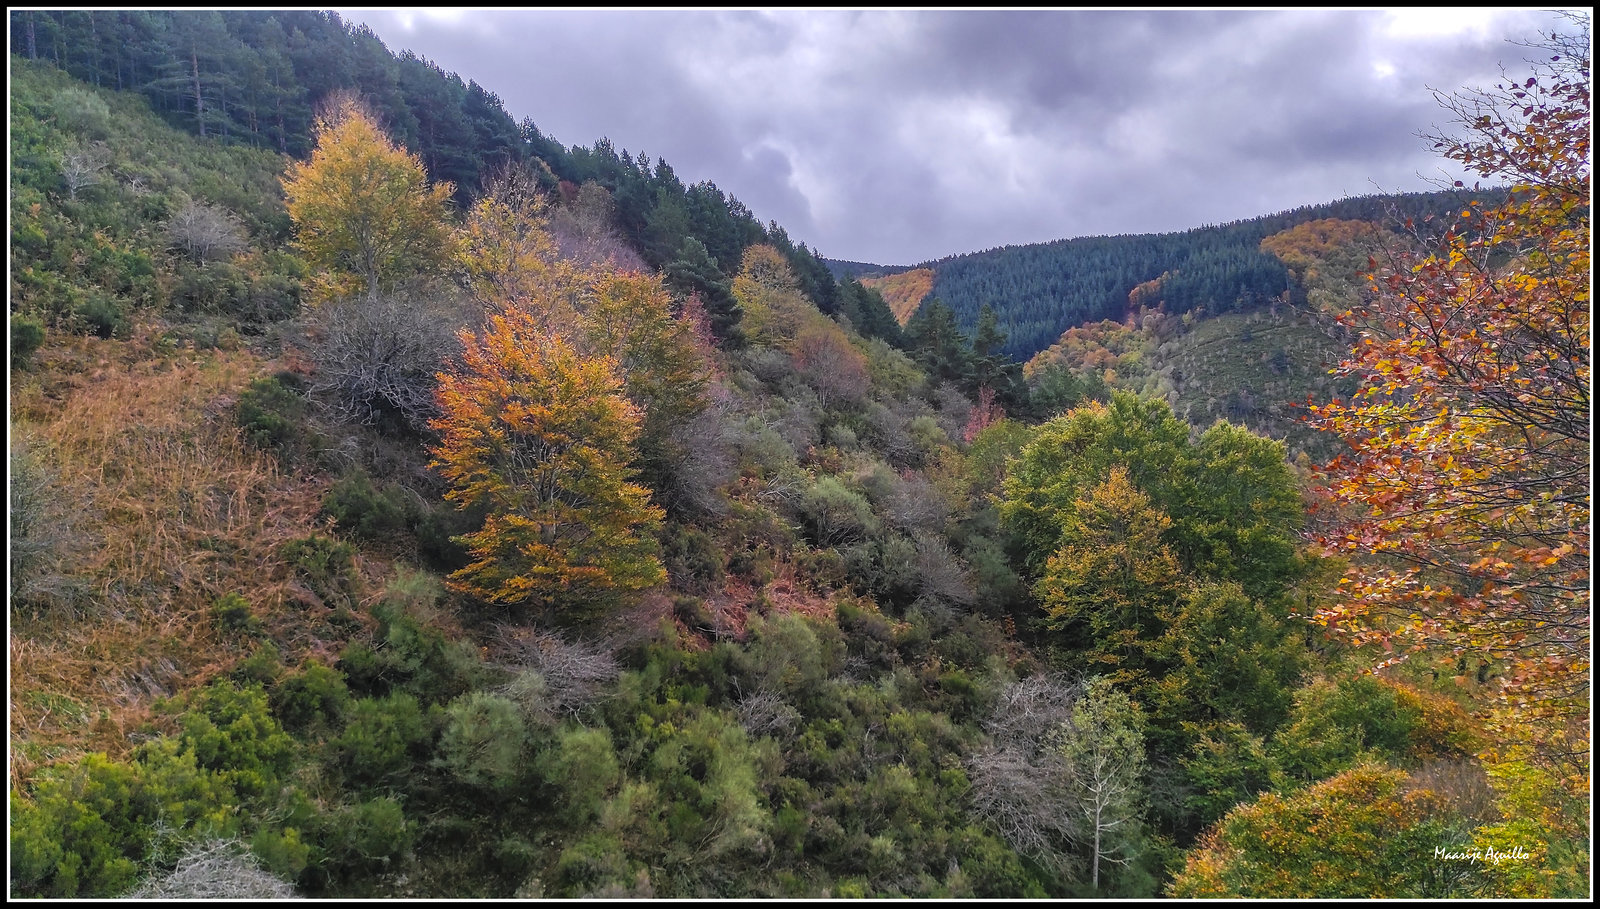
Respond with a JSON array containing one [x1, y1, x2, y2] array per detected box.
[[8, 10, 1589, 901], [861, 267, 935, 326]]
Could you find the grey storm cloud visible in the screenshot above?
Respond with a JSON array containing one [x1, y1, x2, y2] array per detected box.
[[339, 8, 1579, 266]]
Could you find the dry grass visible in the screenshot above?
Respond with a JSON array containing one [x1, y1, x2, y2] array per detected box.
[[10, 329, 337, 783]]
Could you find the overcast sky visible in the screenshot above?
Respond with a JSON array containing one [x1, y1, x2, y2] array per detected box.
[[339, 8, 1579, 267]]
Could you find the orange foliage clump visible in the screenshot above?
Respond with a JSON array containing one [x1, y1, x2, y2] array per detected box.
[[862, 267, 935, 326]]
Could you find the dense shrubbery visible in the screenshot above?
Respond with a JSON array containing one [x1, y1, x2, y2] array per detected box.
[[10, 14, 1564, 901]]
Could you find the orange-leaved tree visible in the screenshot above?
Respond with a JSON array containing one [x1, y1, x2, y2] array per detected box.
[[430, 304, 665, 618], [282, 94, 456, 301], [1306, 20, 1588, 760]]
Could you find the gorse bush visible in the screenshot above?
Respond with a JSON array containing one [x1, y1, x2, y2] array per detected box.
[[321, 469, 413, 542], [235, 373, 313, 460], [330, 693, 432, 789], [11, 313, 47, 366], [280, 533, 360, 609], [437, 691, 529, 791], [210, 592, 262, 635]]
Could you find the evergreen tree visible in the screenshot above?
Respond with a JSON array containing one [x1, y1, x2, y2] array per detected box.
[[663, 236, 744, 346]]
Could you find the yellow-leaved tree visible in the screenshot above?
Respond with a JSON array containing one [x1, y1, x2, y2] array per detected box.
[[1306, 17, 1589, 893], [430, 304, 665, 619], [282, 94, 457, 301]]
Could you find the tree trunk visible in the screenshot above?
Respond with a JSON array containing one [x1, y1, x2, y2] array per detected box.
[[274, 73, 287, 153], [190, 42, 206, 137], [88, 11, 100, 86], [26, 11, 36, 60], [1092, 802, 1102, 891]]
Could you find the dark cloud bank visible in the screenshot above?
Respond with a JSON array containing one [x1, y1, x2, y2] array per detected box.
[[342, 9, 1580, 266]]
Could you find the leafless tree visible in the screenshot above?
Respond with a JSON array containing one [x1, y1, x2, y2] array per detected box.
[[658, 402, 736, 516], [733, 685, 801, 739], [965, 742, 1082, 878], [491, 627, 621, 721], [964, 674, 1087, 877], [987, 672, 1083, 744], [885, 472, 951, 534], [912, 530, 975, 608], [308, 283, 466, 435], [166, 198, 247, 264], [126, 839, 299, 899], [59, 144, 109, 200], [930, 382, 974, 443]]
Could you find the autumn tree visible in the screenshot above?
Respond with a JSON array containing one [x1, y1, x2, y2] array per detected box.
[[282, 94, 456, 301], [1169, 764, 1483, 898], [429, 306, 665, 618], [576, 271, 713, 510], [1002, 392, 1305, 602], [730, 243, 811, 347], [456, 162, 567, 315], [1035, 466, 1182, 681], [791, 321, 870, 409], [1305, 18, 1589, 748]]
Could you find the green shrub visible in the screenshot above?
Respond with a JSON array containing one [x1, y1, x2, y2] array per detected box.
[[314, 796, 412, 878], [51, 86, 112, 138], [661, 523, 725, 594], [412, 500, 474, 572], [368, 573, 484, 705], [172, 261, 249, 314], [10, 754, 147, 897], [235, 374, 310, 459], [797, 475, 879, 547], [330, 693, 431, 789], [436, 692, 528, 791], [231, 642, 283, 687], [74, 291, 128, 339], [672, 595, 716, 634], [336, 642, 388, 698], [11, 313, 46, 367], [535, 726, 620, 826], [9, 729, 275, 895], [173, 682, 296, 801], [272, 662, 350, 734], [552, 832, 631, 896], [210, 592, 261, 635], [250, 826, 312, 882], [320, 470, 411, 542], [279, 534, 359, 608]]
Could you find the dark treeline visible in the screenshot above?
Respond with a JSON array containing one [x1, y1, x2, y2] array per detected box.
[[9, 8, 903, 348], [845, 191, 1496, 361], [823, 259, 915, 282]]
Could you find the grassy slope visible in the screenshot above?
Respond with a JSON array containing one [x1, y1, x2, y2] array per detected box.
[[1150, 306, 1358, 461], [8, 58, 356, 777]]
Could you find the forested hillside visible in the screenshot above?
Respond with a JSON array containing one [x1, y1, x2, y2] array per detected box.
[[8, 9, 1589, 901], [833, 190, 1498, 362]]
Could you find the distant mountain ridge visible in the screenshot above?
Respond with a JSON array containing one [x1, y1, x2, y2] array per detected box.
[[825, 189, 1500, 360]]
